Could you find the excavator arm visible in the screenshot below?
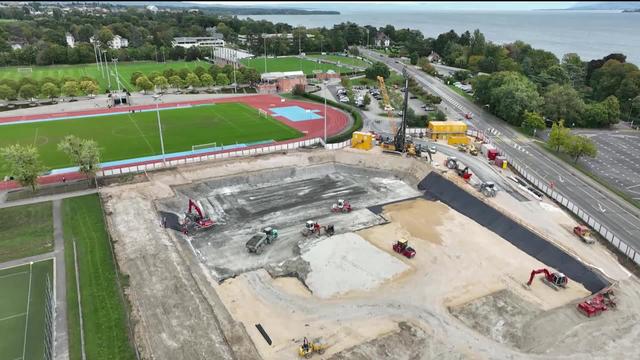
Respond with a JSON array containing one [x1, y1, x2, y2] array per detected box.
[[188, 199, 205, 219], [527, 268, 551, 285]]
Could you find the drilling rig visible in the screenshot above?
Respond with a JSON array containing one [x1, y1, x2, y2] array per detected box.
[[381, 67, 411, 154]]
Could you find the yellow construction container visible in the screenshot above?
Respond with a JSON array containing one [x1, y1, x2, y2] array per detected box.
[[427, 121, 468, 140], [351, 131, 373, 150], [502, 160, 508, 169], [447, 136, 470, 145]]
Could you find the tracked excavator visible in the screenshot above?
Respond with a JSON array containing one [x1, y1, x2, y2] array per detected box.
[[181, 199, 215, 234], [526, 268, 568, 290]]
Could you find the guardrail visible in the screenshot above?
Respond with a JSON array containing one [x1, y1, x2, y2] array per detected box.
[[465, 129, 640, 267], [98, 138, 323, 177]]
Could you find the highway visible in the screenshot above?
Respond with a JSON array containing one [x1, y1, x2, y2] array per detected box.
[[360, 48, 640, 253]]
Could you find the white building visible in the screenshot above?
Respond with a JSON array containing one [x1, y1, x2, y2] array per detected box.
[[172, 37, 225, 48], [375, 32, 391, 47], [10, 43, 22, 50], [146, 5, 158, 12], [65, 33, 75, 48], [90, 34, 129, 49]]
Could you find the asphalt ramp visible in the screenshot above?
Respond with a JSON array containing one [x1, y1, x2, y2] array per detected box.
[[159, 211, 181, 231], [417, 172, 609, 293]]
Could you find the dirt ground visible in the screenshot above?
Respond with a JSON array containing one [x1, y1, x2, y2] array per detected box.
[[100, 148, 640, 360]]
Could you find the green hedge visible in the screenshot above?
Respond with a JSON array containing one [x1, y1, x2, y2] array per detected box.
[[301, 92, 363, 143]]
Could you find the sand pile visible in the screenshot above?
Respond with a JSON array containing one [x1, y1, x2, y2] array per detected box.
[[301, 233, 409, 298]]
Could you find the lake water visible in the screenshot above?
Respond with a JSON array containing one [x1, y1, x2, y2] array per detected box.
[[238, 10, 640, 64]]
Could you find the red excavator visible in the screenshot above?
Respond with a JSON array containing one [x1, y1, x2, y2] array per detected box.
[[182, 199, 215, 234], [526, 268, 568, 290]]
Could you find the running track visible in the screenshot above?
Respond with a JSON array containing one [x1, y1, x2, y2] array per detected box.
[[0, 94, 350, 190]]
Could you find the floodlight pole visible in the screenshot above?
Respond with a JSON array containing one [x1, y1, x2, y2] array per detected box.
[[112, 58, 121, 92], [103, 50, 111, 89], [323, 80, 328, 143], [263, 35, 267, 73], [153, 95, 166, 166]]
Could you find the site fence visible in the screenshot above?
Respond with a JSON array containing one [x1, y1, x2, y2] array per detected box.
[[97, 138, 323, 178], [466, 128, 640, 267]]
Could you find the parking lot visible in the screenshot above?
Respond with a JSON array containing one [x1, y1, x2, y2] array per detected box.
[[573, 129, 640, 201]]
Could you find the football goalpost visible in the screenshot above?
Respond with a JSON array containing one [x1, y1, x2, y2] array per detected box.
[[192, 142, 217, 152], [258, 109, 269, 118], [17, 67, 33, 73]]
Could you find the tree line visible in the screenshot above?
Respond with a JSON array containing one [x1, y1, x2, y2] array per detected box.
[[0, 76, 99, 100], [129, 64, 260, 93]]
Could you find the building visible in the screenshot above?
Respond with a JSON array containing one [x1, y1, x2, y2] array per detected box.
[[427, 51, 442, 64], [375, 32, 390, 47], [205, 27, 224, 40], [315, 69, 340, 81], [257, 71, 307, 94], [172, 37, 225, 48], [90, 34, 129, 49], [65, 33, 75, 48]]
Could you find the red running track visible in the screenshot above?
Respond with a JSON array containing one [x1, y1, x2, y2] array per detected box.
[[0, 94, 350, 190]]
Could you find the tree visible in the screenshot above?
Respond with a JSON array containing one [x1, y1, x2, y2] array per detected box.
[[542, 84, 585, 125], [434, 110, 446, 121], [79, 81, 98, 96], [547, 120, 570, 152], [242, 68, 260, 84], [199, 74, 213, 88], [194, 66, 206, 77], [97, 27, 114, 49], [563, 135, 597, 163], [77, 24, 95, 42], [0, 84, 16, 100], [363, 93, 371, 108], [147, 71, 161, 82], [130, 71, 144, 85], [521, 111, 545, 135], [62, 81, 80, 98], [57, 136, 101, 186], [561, 53, 586, 88], [41, 82, 60, 99], [19, 84, 38, 100], [185, 73, 201, 88], [135, 76, 153, 94], [469, 29, 486, 55], [365, 61, 390, 80], [0, 144, 45, 192], [153, 76, 169, 91], [340, 76, 349, 88], [292, 83, 305, 96], [168, 75, 183, 90], [216, 73, 230, 86]]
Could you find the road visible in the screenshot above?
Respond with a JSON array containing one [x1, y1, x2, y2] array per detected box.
[[360, 47, 640, 253]]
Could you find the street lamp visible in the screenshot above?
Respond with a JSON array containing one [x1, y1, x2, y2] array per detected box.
[[323, 80, 328, 143], [153, 94, 166, 166]]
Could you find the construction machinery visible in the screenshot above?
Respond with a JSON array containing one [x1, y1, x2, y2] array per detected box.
[[464, 112, 473, 120], [246, 227, 278, 254], [457, 144, 468, 153], [302, 220, 321, 237], [380, 68, 411, 156], [479, 181, 497, 197], [376, 75, 394, 113], [323, 224, 335, 236], [445, 157, 473, 181], [393, 239, 416, 258], [298, 337, 327, 358], [331, 199, 352, 213], [526, 268, 568, 290], [182, 199, 215, 234], [577, 290, 616, 317], [469, 145, 478, 156], [573, 225, 595, 244]]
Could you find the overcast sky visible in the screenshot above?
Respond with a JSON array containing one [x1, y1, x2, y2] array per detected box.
[[188, 1, 578, 11]]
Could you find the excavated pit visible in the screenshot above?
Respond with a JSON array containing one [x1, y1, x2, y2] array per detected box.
[[156, 163, 422, 283]]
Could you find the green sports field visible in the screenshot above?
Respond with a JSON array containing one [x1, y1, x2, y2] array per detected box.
[[240, 56, 354, 74], [0, 103, 302, 173], [0, 259, 54, 360], [0, 60, 204, 92], [0, 202, 53, 263], [306, 54, 370, 68]]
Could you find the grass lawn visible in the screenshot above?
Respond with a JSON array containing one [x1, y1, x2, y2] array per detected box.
[[63, 194, 135, 360], [0, 202, 53, 263], [240, 56, 353, 74], [0, 259, 54, 360], [0, 102, 302, 173], [306, 54, 370, 68], [0, 60, 205, 92]]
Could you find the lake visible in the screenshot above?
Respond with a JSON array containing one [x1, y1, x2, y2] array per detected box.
[[238, 10, 640, 64]]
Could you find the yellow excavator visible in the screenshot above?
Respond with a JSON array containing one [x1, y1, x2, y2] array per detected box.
[[298, 337, 327, 358]]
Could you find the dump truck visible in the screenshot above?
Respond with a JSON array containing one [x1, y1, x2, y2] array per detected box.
[[246, 227, 278, 254]]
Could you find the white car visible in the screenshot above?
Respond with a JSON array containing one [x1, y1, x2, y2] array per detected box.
[[339, 97, 350, 103]]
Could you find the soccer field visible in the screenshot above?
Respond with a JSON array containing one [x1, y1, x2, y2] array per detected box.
[[0, 60, 205, 92], [0, 259, 54, 360], [240, 56, 354, 74], [0, 103, 302, 173]]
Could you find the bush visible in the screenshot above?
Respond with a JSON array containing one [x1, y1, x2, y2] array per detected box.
[[292, 83, 305, 96], [300, 92, 363, 143]]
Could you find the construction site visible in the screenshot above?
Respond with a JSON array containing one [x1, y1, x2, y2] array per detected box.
[[97, 139, 640, 359], [90, 67, 640, 360]]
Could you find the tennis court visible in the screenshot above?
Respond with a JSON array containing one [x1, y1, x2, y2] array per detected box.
[[0, 259, 54, 360]]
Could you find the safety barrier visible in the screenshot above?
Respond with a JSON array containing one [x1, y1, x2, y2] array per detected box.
[[323, 139, 352, 150], [97, 138, 323, 178], [466, 129, 640, 267]]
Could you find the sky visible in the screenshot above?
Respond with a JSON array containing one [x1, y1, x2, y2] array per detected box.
[[188, 1, 579, 11]]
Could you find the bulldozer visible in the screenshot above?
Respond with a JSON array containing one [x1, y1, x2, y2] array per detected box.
[[298, 337, 327, 358], [526, 268, 568, 291], [479, 181, 497, 197]]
